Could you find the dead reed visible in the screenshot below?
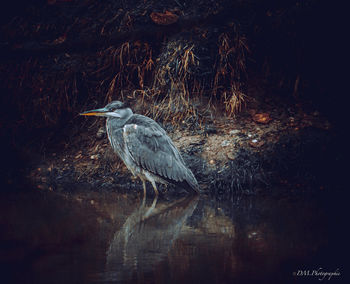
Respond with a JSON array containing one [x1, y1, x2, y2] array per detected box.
[[1, 29, 248, 132]]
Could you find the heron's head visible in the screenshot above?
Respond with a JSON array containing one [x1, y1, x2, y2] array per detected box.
[[80, 101, 133, 119]]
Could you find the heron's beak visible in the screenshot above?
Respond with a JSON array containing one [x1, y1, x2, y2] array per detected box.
[[80, 107, 108, 116]]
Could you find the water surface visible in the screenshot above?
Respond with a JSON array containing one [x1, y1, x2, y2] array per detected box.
[[0, 189, 345, 283]]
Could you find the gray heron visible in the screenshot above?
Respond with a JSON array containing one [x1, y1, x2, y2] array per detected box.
[[80, 101, 200, 195]]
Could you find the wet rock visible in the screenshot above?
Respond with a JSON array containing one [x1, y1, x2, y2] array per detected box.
[[90, 154, 100, 160], [249, 139, 264, 148], [221, 140, 230, 147], [96, 127, 106, 139], [204, 126, 217, 135], [229, 129, 240, 135], [226, 152, 235, 160]]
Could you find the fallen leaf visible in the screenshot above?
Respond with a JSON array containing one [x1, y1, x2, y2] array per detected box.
[[150, 11, 179, 25], [52, 34, 66, 45], [252, 113, 272, 124]]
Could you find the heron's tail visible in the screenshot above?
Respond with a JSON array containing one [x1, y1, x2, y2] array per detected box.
[[185, 169, 202, 194]]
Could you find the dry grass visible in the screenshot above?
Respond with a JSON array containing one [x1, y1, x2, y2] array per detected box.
[[150, 42, 201, 124], [1, 29, 248, 134], [143, 31, 249, 124], [101, 41, 155, 104], [213, 32, 249, 116]]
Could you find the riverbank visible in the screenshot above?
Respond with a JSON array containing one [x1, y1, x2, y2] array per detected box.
[[25, 80, 343, 197]]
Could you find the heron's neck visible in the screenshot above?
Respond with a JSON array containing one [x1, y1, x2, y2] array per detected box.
[[107, 108, 133, 128]]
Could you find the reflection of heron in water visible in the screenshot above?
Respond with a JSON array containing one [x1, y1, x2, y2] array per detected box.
[[80, 101, 200, 196], [103, 195, 199, 282]]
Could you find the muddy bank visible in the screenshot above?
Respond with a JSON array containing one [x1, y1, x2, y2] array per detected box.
[[25, 84, 344, 197]]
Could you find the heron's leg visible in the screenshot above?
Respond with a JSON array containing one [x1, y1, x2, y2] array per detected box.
[[141, 180, 147, 206], [150, 180, 159, 196]]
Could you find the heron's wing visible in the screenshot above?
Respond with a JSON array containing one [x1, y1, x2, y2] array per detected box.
[[122, 123, 191, 183]]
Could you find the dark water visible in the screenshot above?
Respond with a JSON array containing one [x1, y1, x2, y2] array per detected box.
[[0, 189, 346, 284]]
